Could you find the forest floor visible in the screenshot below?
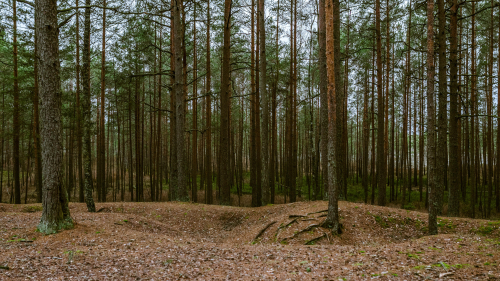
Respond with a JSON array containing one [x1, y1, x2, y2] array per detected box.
[[0, 201, 499, 280]]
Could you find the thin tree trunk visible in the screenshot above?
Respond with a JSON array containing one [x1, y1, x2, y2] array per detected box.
[[205, 0, 212, 204], [82, 0, 96, 212], [427, 0, 438, 234], [219, 0, 232, 205], [34, 15, 43, 203], [191, 7, 198, 203], [13, 0, 20, 204], [448, 0, 460, 216], [99, 0, 107, 202], [259, 0, 269, 205], [435, 0, 447, 220], [318, 0, 327, 201], [376, 0, 386, 206]]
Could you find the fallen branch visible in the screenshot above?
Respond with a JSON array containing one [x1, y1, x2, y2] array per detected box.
[[304, 233, 327, 245], [0, 265, 9, 270], [289, 215, 307, 218], [252, 221, 276, 243], [301, 218, 317, 222]]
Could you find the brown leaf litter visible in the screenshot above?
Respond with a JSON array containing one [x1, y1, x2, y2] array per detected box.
[[0, 201, 499, 280]]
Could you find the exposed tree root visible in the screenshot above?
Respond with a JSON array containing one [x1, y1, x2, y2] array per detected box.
[[279, 217, 299, 230], [289, 215, 307, 218], [304, 233, 327, 245], [252, 221, 276, 243], [96, 207, 111, 213], [291, 223, 321, 239], [307, 209, 328, 215]]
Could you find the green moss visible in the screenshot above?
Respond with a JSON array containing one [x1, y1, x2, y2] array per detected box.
[[22, 206, 42, 213]]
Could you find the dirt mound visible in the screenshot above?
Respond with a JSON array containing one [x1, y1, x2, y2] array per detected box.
[[252, 201, 489, 246]]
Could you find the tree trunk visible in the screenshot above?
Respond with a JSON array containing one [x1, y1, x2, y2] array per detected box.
[[259, 0, 269, 205], [448, 0, 460, 216], [36, 0, 73, 233], [319, 0, 327, 201], [375, 0, 386, 206], [13, 0, 20, 205], [205, 0, 212, 204], [427, 0, 438, 235], [191, 8, 198, 203], [324, 0, 340, 234], [82, 0, 96, 212], [99, 0, 107, 202], [435, 0, 447, 218], [34, 13, 43, 203], [219, 0, 232, 205]]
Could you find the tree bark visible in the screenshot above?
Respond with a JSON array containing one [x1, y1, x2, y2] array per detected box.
[[375, 0, 386, 206], [13, 0, 20, 205], [172, 0, 188, 201], [318, 0, 327, 201], [219, 0, 232, 205], [435, 0, 447, 218], [99, 0, 107, 202], [427, 0, 438, 235], [324, 0, 340, 234], [36, 0, 73, 233], [34, 12, 43, 203], [259, 0, 269, 205], [448, 0, 460, 216], [82, 0, 95, 212], [205, 0, 212, 204]]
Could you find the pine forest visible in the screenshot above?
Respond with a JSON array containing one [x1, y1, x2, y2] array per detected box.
[[0, 0, 500, 279]]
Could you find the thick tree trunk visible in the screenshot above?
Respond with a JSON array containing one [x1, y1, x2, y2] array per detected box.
[[324, 0, 340, 234], [172, 0, 187, 201], [36, 0, 73, 233]]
